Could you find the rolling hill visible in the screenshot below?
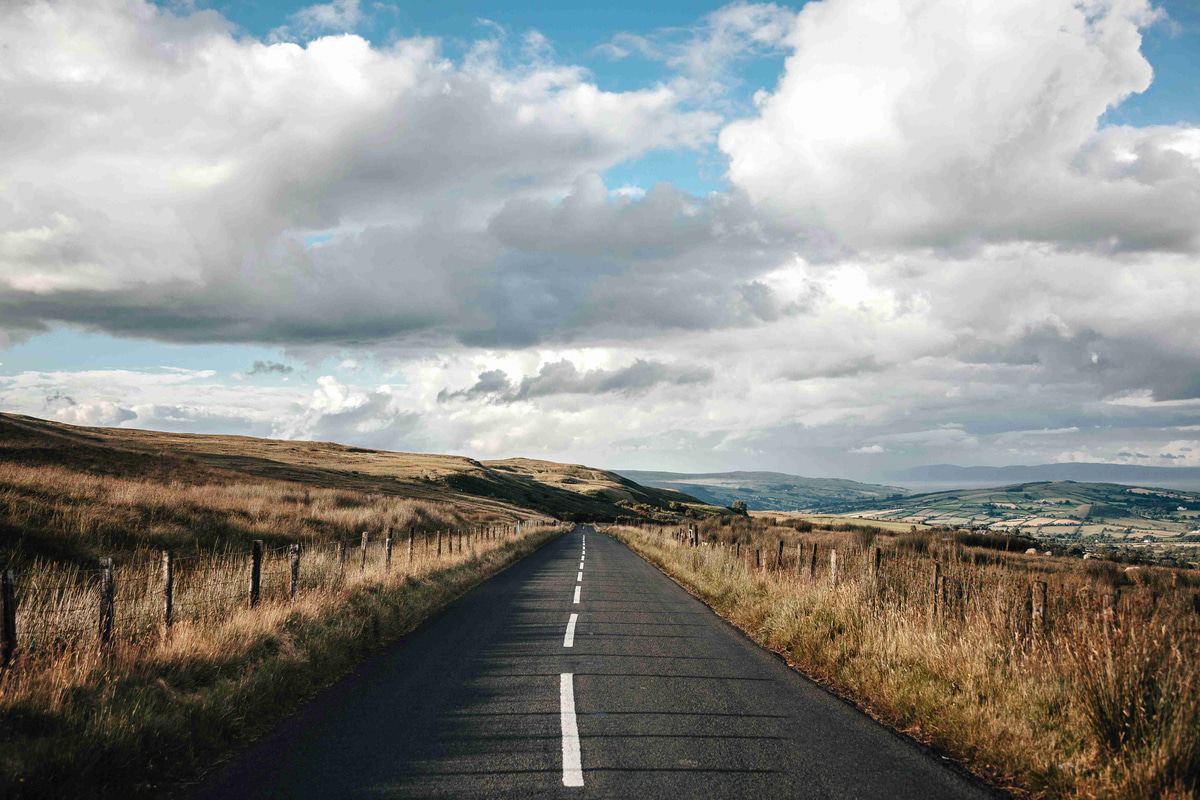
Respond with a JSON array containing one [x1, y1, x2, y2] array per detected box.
[[0, 413, 696, 563], [887, 462, 1200, 491], [614, 469, 909, 512], [841, 480, 1200, 547]]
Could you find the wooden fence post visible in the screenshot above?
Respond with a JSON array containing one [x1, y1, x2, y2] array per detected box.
[[809, 544, 818, 579], [360, 531, 369, 571], [871, 546, 881, 582], [932, 561, 942, 622], [99, 558, 114, 649], [1032, 581, 1046, 638], [409, 529, 415, 563], [250, 540, 263, 607], [437, 530, 443, 557], [1, 568, 16, 667], [385, 533, 393, 572], [162, 551, 173, 634], [830, 549, 839, 586], [755, 549, 761, 570], [777, 540, 784, 571], [1101, 590, 1117, 629], [337, 540, 346, 573], [289, 544, 301, 599]]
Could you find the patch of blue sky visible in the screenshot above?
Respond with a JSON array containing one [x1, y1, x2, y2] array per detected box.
[[603, 149, 727, 198], [303, 232, 335, 246], [1103, 0, 1200, 127], [0, 328, 292, 379]]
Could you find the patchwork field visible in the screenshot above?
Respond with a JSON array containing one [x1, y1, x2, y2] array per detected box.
[[836, 481, 1200, 567]]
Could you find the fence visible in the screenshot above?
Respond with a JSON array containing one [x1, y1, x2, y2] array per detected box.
[[1, 520, 557, 665], [631, 523, 1200, 647]]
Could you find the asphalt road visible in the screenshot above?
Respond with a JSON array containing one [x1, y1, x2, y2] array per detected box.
[[194, 526, 995, 799]]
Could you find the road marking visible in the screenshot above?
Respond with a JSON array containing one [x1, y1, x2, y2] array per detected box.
[[573, 585, 581, 604], [560, 673, 584, 787], [579, 560, 584, 568], [564, 613, 578, 647], [576, 571, 582, 582]]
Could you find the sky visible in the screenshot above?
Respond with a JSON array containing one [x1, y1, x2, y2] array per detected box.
[[2, 0, 1200, 482]]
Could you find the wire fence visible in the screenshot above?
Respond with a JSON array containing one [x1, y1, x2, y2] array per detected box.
[[1, 520, 559, 663], [619, 522, 1200, 650]]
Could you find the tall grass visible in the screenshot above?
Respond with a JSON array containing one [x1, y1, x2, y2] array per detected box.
[[605, 522, 1200, 799], [0, 461, 470, 566], [1, 516, 561, 798]]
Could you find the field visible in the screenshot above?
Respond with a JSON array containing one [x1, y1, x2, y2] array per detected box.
[[1, 413, 659, 797], [616, 469, 908, 512], [835, 481, 1200, 567], [604, 518, 1200, 799], [0, 412, 691, 567]]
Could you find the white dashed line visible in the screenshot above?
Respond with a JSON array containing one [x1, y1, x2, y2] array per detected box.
[[576, 571, 583, 582], [563, 613, 578, 647], [573, 585, 581, 604], [560, 673, 584, 787]]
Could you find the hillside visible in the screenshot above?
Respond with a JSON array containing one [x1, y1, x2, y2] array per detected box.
[[887, 462, 1200, 491], [615, 469, 908, 512], [0, 413, 693, 563], [841, 480, 1200, 566]]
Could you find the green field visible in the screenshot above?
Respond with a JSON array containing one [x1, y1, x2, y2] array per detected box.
[[614, 470, 909, 512], [838, 480, 1200, 566]]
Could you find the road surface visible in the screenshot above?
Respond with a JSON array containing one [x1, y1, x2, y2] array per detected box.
[[195, 525, 995, 799]]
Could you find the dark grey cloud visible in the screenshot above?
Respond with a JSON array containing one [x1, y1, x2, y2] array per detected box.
[[249, 360, 294, 376], [958, 325, 1200, 402], [42, 390, 76, 410], [439, 358, 713, 404]]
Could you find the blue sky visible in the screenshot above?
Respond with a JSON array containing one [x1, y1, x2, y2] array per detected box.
[[3, 0, 1200, 478]]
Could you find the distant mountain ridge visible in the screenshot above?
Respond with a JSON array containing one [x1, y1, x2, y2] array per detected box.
[[888, 463, 1200, 489], [614, 469, 908, 512]]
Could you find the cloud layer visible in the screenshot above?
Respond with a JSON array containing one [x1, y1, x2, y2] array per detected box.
[[2, 0, 1200, 478]]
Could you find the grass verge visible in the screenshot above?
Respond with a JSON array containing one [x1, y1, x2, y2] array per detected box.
[[0, 525, 563, 799], [605, 524, 1199, 799]]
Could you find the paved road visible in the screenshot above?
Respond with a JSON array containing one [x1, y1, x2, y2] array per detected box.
[[195, 526, 995, 799]]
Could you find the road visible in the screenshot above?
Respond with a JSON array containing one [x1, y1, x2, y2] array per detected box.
[[194, 526, 995, 799]]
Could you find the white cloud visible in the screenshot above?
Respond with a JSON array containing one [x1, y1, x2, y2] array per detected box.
[[2, 1, 1199, 479], [0, 0, 718, 345], [53, 401, 136, 427], [720, 0, 1199, 251]]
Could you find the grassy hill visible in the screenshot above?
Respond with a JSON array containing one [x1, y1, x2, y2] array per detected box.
[[888, 462, 1200, 491], [840, 480, 1200, 566], [615, 469, 908, 512], [0, 413, 693, 564]]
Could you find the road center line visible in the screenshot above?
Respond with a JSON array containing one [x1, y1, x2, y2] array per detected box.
[[564, 613, 578, 647], [573, 585, 581, 604], [560, 673, 584, 787], [576, 571, 583, 582]]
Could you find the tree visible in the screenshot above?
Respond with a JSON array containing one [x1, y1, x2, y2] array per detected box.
[[730, 500, 748, 516]]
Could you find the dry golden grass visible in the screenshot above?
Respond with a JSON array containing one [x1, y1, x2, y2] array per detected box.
[[605, 521, 1200, 799], [0, 413, 587, 797], [1, 519, 562, 798], [0, 413, 686, 527]]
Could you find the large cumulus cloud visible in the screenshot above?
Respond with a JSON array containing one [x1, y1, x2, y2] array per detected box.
[[720, 0, 1200, 251], [0, 0, 722, 345], [3, 0, 1200, 478]]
